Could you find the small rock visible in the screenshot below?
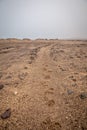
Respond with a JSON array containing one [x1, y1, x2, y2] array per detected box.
[[1, 108, 11, 119], [65, 116, 68, 119], [24, 66, 28, 69], [14, 91, 18, 95], [67, 90, 74, 95], [0, 84, 4, 90], [72, 78, 76, 82], [79, 92, 87, 99]]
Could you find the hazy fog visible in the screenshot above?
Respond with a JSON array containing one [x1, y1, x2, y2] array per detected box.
[[0, 0, 87, 39]]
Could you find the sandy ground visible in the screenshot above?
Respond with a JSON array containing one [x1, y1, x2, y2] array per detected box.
[[0, 39, 87, 130]]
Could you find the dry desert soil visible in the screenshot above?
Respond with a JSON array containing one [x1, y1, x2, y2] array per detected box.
[[0, 39, 87, 130]]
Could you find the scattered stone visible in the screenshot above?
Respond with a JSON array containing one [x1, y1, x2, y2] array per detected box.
[[14, 91, 18, 95], [79, 92, 87, 99], [67, 89, 74, 95], [1, 108, 11, 119], [0, 84, 4, 90], [65, 116, 68, 119], [72, 78, 76, 82], [24, 66, 28, 69]]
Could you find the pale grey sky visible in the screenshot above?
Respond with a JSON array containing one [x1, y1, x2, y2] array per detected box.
[[0, 0, 87, 39]]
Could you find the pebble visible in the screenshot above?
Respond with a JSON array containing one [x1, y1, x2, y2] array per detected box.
[[72, 78, 76, 82], [14, 91, 18, 95], [24, 66, 28, 69], [1, 108, 11, 119], [65, 116, 68, 119], [67, 89, 74, 95], [0, 84, 4, 90], [79, 92, 87, 99]]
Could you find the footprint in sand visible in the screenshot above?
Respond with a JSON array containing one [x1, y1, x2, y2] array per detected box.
[[44, 88, 55, 107], [45, 90, 54, 95], [47, 99, 55, 107], [43, 67, 52, 73], [41, 117, 61, 130]]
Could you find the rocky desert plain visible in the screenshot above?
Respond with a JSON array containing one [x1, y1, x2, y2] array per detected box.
[[0, 39, 87, 130]]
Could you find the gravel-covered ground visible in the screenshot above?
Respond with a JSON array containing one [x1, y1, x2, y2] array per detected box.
[[0, 39, 87, 130]]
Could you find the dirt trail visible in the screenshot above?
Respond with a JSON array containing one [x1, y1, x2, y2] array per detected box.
[[0, 40, 87, 130]]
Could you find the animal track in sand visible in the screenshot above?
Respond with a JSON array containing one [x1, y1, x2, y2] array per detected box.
[[44, 88, 55, 107], [40, 81, 49, 87], [45, 90, 54, 95], [43, 67, 52, 73], [40, 117, 61, 130], [47, 99, 55, 107], [44, 88, 54, 98]]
